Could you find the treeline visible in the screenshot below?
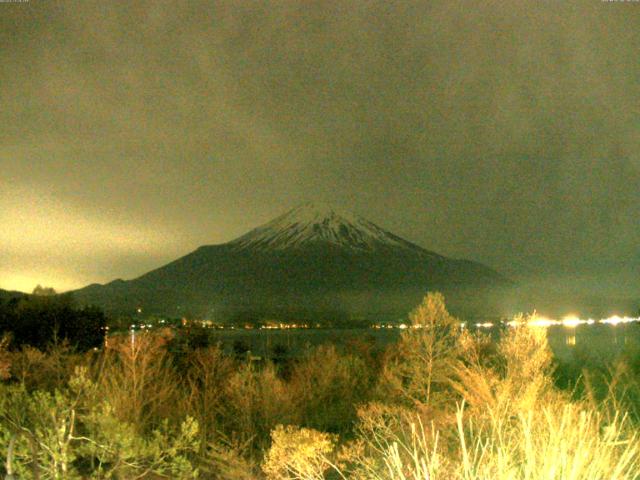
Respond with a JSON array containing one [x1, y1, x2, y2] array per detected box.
[[0, 293, 639, 479], [0, 293, 106, 351]]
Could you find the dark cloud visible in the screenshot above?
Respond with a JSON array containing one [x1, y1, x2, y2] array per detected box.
[[1, 1, 638, 296]]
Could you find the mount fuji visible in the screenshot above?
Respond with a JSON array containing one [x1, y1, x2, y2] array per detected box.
[[74, 203, 511, 322]]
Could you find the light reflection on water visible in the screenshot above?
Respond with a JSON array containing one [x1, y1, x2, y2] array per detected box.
[[205, 318, 640, 364]]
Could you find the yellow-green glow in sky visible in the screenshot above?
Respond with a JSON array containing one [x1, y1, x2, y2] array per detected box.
[[0, 1, 638, 294]]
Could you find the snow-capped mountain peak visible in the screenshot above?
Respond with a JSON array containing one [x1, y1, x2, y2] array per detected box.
[[228, 202, 425, 253]]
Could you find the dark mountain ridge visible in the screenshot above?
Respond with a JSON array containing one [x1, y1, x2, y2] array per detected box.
[[0, 289, 26, 303]]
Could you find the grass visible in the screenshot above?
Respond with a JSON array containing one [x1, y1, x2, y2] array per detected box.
[[356, 401, 640, 480]]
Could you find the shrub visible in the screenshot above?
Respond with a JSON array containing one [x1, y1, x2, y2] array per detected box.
[[9, 342, 83, 392], [97, 331, 180, 431], [222, 361, 298, 455], [181, 344, 236, 452], [0, 333, 11, 380], [290, 344, 372, 434], [452, 315, 559, 417], [340, 314, 640, 480], [262, 425, 338, 480], [0, 367, 199, 479], [454, 400, 640, 480]]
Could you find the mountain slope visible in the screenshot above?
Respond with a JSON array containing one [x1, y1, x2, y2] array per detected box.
[[74, 203, 511, 321]]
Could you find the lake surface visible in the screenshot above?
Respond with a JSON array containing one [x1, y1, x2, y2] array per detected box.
[[203, 322, 640, 365]]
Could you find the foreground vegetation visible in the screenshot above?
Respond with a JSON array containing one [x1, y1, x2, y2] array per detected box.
[[1, 293, 640, 479]]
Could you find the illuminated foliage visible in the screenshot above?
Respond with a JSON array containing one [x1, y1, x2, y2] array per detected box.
[[262, 425, 338, 480], [1, 293, 639, 479], [378, 292, 462, 412], [0, 367, 199, 479]]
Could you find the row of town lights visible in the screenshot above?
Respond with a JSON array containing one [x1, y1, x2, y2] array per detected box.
[[499, 314, 640, 329], [375, 315, 640, 330], [125, 313, 639, 332]]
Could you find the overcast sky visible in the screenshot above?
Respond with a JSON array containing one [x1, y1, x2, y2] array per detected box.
[[1, 0, 638, 295]]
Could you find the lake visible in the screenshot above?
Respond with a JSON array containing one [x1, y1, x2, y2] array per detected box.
[[202, 321, 640, 367]]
